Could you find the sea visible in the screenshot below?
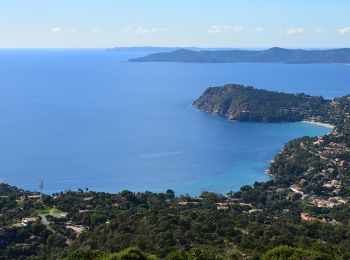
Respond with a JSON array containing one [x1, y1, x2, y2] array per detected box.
[[0, 48, 349, 195]]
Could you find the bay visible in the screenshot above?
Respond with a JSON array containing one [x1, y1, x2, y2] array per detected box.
[[0, 49, 348, 195]]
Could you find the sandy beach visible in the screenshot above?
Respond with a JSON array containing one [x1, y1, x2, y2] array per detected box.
[[302, 120, 335, 129]]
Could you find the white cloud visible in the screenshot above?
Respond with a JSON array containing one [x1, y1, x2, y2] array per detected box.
[[135, 27, 164, 35], [252, 27, 264, 32], [284, 28, 304, 35], [208, 25, 244, 34], [91, 27, 103, 33], [51, 27, 78, 33], [51, 27, 63, 33], [338, 26, 350, 35], [208, 25, 226, 34], [314, 27, 325, 34], [121, 27, 165, 35]]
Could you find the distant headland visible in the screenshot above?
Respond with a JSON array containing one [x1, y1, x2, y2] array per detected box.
[[193, 84, 349, 126], [129, 47, 350, 64]]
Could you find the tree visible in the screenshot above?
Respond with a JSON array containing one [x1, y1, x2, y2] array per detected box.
[[165, 189, 175, 199], [262, 245, 332, 260], [104, 247, 157, 260]]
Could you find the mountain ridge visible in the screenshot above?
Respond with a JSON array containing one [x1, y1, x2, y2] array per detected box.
[[129, 47, 350, 63]]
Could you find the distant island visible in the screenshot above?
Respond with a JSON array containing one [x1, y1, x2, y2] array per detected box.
[[129, 47, 350, 63]]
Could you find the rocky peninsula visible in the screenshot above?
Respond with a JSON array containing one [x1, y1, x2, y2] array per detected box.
[[193, 84, 347, 126]]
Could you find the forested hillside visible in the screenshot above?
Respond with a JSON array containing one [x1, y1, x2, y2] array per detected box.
[[194, 84, 333, 123]]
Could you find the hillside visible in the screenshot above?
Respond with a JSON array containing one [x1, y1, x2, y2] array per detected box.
[[129, 47, 350, 63], [194, 84, 334, 123]]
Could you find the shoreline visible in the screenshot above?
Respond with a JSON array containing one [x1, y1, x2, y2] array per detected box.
[[301, 120, 335, 129]]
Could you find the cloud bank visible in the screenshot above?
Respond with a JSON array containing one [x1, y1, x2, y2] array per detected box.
[[51, 27, 77, 33], [121, 27, 165, 35], [338, 26, 350, 35], [285, 28, 304, 35], [208, 25, 244, 34], [51, 27, 63, 33]]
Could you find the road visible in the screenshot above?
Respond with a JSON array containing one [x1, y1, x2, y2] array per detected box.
[[39, 214, 72, 245]]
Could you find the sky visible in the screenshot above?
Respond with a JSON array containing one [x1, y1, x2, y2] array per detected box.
[[0, 0, 349, 48]]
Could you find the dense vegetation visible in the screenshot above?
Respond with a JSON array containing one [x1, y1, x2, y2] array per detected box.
[[129, 47, 350, 63], [194, 84, 333, 123], [0, 85, 349, 259], [1, 183, 350, 259]]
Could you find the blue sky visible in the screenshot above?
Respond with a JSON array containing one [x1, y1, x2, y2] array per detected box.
[[1, 0, 349, 48]]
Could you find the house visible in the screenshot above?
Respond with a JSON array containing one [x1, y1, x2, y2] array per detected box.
[[309, 196, 347, 208], [300, 213, 317, 222], [82, 196, 93, 201], [49, 212, 68, 218], [78, 209, 93, 213], [66, 225, 87, 235], [195, 196, 204, 201], [331, 180, 340, 186], [324, 180, 341, 189], [28, 195, 42, 200], [323, 183, 333, 189], [217, 204, 229, 210], [248, 209, 263, 213], [290, 184, 303, 195], [313, 138, 324, 145], [22, 217, 37, 223], [21, 217, 38, 227], [239, 203, 253, 208]]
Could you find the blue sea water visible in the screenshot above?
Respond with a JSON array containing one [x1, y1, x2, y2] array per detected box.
[[0, 49, 349, 195]]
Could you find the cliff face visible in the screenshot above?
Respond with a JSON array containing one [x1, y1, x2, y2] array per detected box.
[[193, 84, 331, 123], [193, 85, 239, 117]]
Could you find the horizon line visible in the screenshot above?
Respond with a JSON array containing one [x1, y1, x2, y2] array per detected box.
[[0, 46, 349, 50]]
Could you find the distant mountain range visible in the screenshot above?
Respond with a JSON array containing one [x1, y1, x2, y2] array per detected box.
[[107, 47, 198, 52], [129, 47, 350, 63], [107, 46, 241, 52]]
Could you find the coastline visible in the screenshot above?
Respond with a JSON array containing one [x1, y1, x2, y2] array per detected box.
[[301, 120, 335, 129]]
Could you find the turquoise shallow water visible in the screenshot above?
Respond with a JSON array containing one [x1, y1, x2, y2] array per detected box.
[[0, 49, 347, 195]]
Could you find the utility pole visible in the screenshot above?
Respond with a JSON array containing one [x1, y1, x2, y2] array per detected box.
[[39, 180, 44, 202]]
